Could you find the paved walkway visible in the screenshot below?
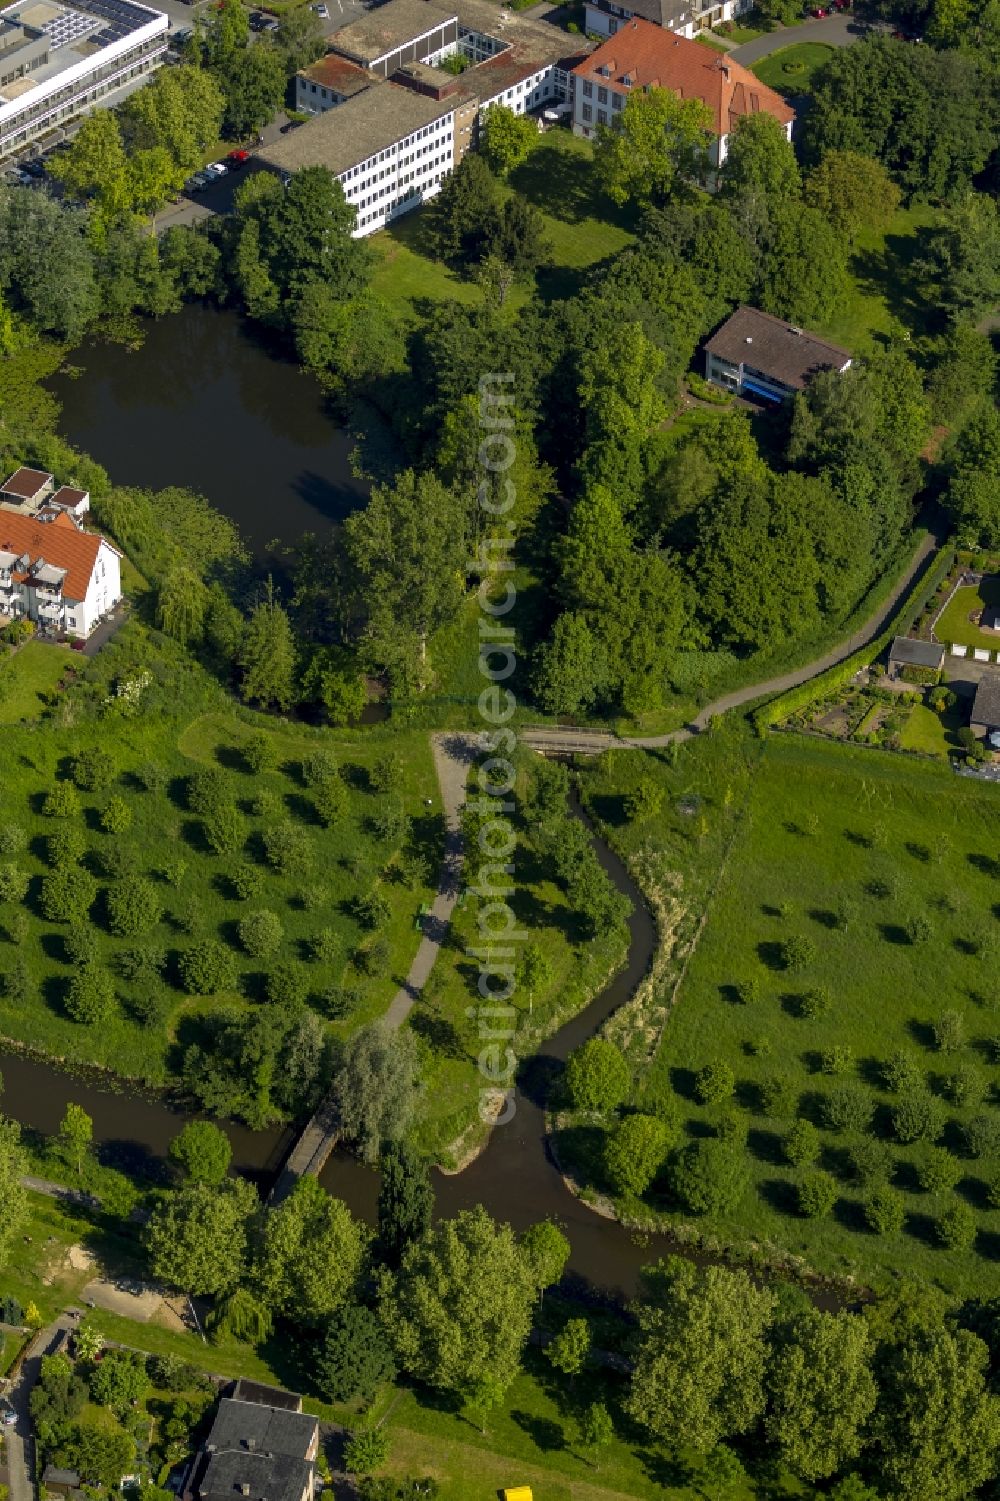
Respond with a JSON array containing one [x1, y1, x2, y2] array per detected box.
[[730, 13, 868, 62], [384, 732, 472, 1029], [523, 532, 941, 755]]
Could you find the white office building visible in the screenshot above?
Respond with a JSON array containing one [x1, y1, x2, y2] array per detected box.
[[0, 0, 166, 161]]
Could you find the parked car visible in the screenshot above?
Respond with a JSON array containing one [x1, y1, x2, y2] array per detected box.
[[811, 7, 827, 16], [227, 148, 250, 167], [1, 1403, 17, 1428], [312, 3, 330, 15], [22, 157, 45, 177], [261, 18, 279, 31], [184, 171, 208, 193], [204, 161, 228, 178]]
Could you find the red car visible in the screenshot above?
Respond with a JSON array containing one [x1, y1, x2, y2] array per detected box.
[[812, 7, 827, 16], [227, 149, 250, 167]]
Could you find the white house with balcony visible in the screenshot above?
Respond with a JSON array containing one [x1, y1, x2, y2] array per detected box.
[[0, 504, 121, 639]]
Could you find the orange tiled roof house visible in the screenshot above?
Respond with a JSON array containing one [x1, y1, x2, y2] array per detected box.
[[571, 19, 794, 170], [0, 474, 122, 640]]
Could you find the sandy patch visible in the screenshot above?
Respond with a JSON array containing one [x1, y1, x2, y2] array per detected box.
[[67, 1244, 97, 1273], [81, 1278, 164, 1323]]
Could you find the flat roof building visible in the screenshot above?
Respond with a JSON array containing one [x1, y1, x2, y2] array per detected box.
[[0, 0, 166, 159], [704, 306, 851, 402], [0, 464, 53, 503], [330, 0, 456, 75]]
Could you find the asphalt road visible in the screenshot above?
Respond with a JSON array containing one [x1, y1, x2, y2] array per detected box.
[[3, 1318, 77, 1501], [730, 12, 871, 61]]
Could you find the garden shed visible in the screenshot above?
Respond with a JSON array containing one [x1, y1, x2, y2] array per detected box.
[[887, 637, 944, 679]]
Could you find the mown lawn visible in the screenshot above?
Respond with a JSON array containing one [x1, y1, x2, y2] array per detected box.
[[0, 641, 78, 723], [752, 42, 835, 93], [0, 628, 439, 1084], [898, 701, 964, 756], [934, 579, 1000, 653], [819, 202, 942, 354], [369, 131, 636, 319], [638, 734, 1000, 1296]]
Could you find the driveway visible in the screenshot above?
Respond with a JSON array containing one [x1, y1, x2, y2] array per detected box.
[[4, 1318, 76, 1501], [731, 13, 870, 62]]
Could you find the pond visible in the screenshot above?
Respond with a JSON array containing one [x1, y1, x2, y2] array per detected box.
[[46, 304, 373, 563]]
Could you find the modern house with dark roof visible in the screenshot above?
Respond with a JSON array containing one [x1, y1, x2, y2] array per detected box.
[[570, 22, 793, 166], [584, 0, 694, 41], [183, 1387, 319, 1501], [0, 465, 53, 507], [887, 637, 945, 679], [704, 307, 851, 402], [971, 675, 1000, 744]]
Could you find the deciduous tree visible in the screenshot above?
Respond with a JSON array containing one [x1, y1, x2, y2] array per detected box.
[[766, 1309, 876, 1480], [595, 86, 713, 205]]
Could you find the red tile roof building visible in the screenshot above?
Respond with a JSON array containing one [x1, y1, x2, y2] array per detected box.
[[0, 507, 122, 638], [570, 19, 793, 167]]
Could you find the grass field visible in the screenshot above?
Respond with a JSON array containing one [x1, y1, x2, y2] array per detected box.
[[934, 579, 1000, 652], [629, 734, 1000, 1296], [751, 42, 835, 93], [819, 202, 942, 354], [899, 701, 963, 756], [0, 625, 440, 1086], [369, 131, 637, 319], [0, 642, 78, 723]]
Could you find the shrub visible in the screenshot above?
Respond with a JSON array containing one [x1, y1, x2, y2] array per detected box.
[[70, 748, 117, 792], [933, 1010, 966, 1052], [820, 1046, 855, 1075], [93, 843, 139, 882], [369, 802, 409, 845], [264, 822, 313, 877], [187, 767, 231, 817], [314, 777, 348, 829], [296, 884, 329, 913], [178, 940, 238, 996], [65, 923, 100, 967], [2, 956, 34, 1005], [309, 928, 340, 965], [243, 733, 278, 774], [113, 944, 166, 982], [369, 754, 402, 794], [734, 977, 763, 1005], [356, 936, 390, 976], [353, 889, 392, 931], [936, 1199, 977, 1250], [65, 963, 116, 1023], [158, 855, 188, 887], [565, 1039, 631, 1112], [604, 1114, 671, 1197], [252, 790, 281, 820], [987, 1170, 1000, 1210], [203, 805, 247, 857], [864, 1185, 906, 1235], [313, 1304, 396, 1404], [715, 1109, 747, 1146], [238, 910, 283, 959], [264, 959, 307, 1007], [784, 1119, 820, 1167], [136, 761, 168, 793], [695, 1061, 735, 1106], [106, 878, 162, 937], [232, 862, 264, 900], [821, 1084, 874, 1134], [0, 863, 30, 902], [302, 750, 340, 788], [624, 781, 663, 822], [798, 987, 831, 1019], [945, 1065, 985, 1109], [100, 796, 132, 835], [905, 913, 933, 945], [915, 1146, 962, 1192], [759, 1072, 798, 1118], [797, 1170, 838, 1218], [850, 1138, 895, 1188], [0, 823, 27, 854], [669, 1138, 744, 1214], [834, 896, 858, 931], [40, 865, 97, 922], [882, 1050, 923, 1093], [782, 935, 816, 971], [43, 783, 79, 818], [44, 827, 87, 867], [962, 1113, 1000, 1158], [892, 1090, 946, 1144]]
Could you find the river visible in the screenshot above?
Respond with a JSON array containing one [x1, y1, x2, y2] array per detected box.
[[0, 813, 665, 1299], [46, 304, 372, 563]]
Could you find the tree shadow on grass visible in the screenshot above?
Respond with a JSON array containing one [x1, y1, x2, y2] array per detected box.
[[758, 1177, 800, 1217], [850, 231, 937, 339], [669, 1066, 699, 1102], [905, 1017, 937, 1050], [213, 743, 246, 773], [510, 1412, 566, 1453], [809, 908, 839, 930], [509, 146, 603, 223], [904, 1210, 939, 1246], [409, 1008, 469, 1062], [958, 1174, 991, 1210], [832, 1195, 868, 1234], [878, 922, 911, 946], [636, 1451, 693, 1490], [757, 940, 787, 971], [747, 1127, 785, 1165]]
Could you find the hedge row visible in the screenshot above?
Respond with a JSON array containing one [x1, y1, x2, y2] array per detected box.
[[754, 545, 957, 731]]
